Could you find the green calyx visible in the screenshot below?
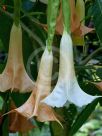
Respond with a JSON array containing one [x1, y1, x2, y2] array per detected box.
[[62, 0, 71, 33], [47, 0, 60, 52], [14, 0, 21, 27]]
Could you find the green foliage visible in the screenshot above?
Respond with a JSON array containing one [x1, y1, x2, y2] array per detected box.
[[0, 96, 4, 110], [75, 105, 102, 136], [69, 99, 99, 135], [96, 68, 102, 79]]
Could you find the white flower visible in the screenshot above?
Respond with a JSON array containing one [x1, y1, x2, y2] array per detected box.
[[42, 31, 100, 107]]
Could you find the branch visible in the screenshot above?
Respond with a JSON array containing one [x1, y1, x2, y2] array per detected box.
[[21, 22, 44, 48], [79, 47, 102, 65]]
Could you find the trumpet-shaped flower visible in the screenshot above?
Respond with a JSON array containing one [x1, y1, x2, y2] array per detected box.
[[0, 24, 34, 92], [9, 47, 61, 125], [42, 31, 100, 107]]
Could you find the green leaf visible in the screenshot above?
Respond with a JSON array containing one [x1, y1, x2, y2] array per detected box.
[[96, 68, 102, 79], [0, 96, 4, 110], [2, 93, 11, 136], [50, 106, 77, 136], [0, 64, 5, 73], [93, 0, 102, 43], [0, 39, 5, 50], [69, 99, 99, 135], [11, 92, 30, 107], [2, 116, 9, 136]]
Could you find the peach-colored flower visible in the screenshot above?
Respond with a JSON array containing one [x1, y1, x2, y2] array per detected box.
[[9, 47, 62, 125], [0, 24, 34, 92]]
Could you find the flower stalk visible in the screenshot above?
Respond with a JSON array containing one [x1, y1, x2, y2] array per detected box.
[[62, 0, 70, 33], [47, 0, 60, 51], [14, 0, 21, 26]]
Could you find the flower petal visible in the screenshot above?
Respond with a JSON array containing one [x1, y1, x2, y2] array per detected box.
[[67, 80, 100, 107]]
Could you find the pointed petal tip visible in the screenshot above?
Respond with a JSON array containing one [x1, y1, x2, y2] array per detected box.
[[2, 110, 14, 118], [55, 118, 63, 128], [67, 81, 102, 107]]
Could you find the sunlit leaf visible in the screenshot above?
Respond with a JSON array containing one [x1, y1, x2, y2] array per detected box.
[[69, 99, 99, 135]]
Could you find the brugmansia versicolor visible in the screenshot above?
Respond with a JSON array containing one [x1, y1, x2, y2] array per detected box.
[[0, 24, 34, 92], [10, 46, 61, 125], [42, 31, 101, 107]]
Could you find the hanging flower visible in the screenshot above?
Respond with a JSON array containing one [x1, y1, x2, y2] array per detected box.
[[71, 0, 94, 45], [42, 31, 101, 107], [9, 47, 62, 125], [0, 24, 34, 92]]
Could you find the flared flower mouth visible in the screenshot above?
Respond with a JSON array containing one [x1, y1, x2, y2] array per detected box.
[[42, 31, 101, 108], [0, 23, 34, 92], [7, 47, 62, 126]]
